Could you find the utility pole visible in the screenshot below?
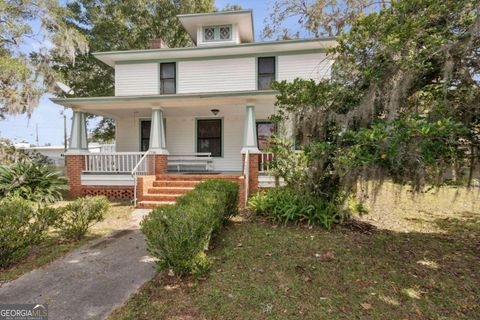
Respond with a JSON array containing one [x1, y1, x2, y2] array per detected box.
[[35, 124, 39, 146]]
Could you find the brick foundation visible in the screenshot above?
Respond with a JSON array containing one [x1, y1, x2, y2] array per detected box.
[[82, 186, 134, 201], [65, 154, 85, 197]]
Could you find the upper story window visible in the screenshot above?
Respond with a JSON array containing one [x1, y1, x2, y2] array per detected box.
[[258, 57, 276, 90], [203, 25, 232, 42], [160, 62, 176, 94]]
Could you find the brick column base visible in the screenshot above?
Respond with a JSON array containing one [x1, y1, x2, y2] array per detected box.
[[154, 154, 168, 175], [66, 154, 85, 197], [242, 153, 259, 197]]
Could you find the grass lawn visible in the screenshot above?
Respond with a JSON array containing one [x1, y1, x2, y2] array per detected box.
[[110, 184, 480, 320], [0, 202, 134, 283]]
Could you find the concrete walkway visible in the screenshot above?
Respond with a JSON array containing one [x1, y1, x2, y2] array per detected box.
[[0, 209, 155, 320]]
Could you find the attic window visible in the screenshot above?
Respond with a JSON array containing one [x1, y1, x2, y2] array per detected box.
[[203, 25, 232, 42]]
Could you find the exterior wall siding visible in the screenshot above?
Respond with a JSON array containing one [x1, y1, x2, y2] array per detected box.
[[177, 57, 255, 93], [114, 52, 332, 96], [115, 63, 159, 96], [115, 114, 245, 171], [277, 52, 333, 82]]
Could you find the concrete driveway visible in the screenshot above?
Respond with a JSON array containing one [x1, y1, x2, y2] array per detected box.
[[0, 209, 155, 320]]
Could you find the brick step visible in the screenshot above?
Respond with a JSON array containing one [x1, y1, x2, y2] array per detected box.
[[156, 175, 209, 181], [148, 187, 194, 194], [152, 180, 200, 188], [141, 194, 183, 202], [137, 200, 175, 209]]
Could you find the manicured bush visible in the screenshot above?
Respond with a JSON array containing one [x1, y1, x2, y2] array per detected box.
[[0, 159, 67, 203], [0, 197, 57, 268], [248, 187, 340, 229], [55, 196, 110, 241], [141, 179, 239, 276]]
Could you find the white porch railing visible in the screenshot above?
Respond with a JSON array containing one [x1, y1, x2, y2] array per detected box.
[[84, 152, 145, 173], [131, 150, 155, 207], [259, 152, 274, 173]]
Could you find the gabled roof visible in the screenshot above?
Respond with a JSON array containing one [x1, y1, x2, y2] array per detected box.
[[177, 10, 254, 45]]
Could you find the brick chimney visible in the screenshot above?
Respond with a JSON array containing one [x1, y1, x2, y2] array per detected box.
[[149, 38, 169, 49]]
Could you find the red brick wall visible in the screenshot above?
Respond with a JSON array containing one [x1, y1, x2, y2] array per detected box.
[[65, 154, 85, 197], [82, 186, 134, 201], [242, 153, 259, 196], [154, 154, 168, 175]]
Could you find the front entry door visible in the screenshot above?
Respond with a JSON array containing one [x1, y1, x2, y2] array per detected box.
[[140, 120, 151, 152]]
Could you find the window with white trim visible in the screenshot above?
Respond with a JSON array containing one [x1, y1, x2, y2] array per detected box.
[[203, 25, 232, 42]]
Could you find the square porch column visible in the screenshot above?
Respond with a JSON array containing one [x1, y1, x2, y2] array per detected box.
[[241, 105, 261, 197], [149, 108, 169, 175], [65, 110, 89, 197]]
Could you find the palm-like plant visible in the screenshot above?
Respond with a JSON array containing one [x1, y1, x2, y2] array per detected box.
[[0, 160, 67, 203]]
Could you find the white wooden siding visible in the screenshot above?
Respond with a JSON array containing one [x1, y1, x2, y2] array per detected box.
[[278, 53, 333, 82], [115, 117, 141, 152], [178, 58, 255, 93], [115, 63, 159, 96]]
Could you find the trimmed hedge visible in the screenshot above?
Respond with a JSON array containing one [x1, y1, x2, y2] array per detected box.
[[141, 179, 239, 276]]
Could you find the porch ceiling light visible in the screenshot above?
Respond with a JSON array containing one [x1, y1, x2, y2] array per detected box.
[[211, 109, 220, 116]]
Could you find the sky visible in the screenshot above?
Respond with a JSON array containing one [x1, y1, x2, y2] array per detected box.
[[0, 0, 289, 146]]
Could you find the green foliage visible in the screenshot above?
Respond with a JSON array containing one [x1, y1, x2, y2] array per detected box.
[[141, 179, 238, 276], [0, 159, 67, 203], [248, 188, 340, 229], [0, 197, 57, 268], [55, 196, 110, 241], [265, 136, 309, 190], [272, 0, 480, 196], [189, 179, 239, 219], [0, 0, 88, 116]]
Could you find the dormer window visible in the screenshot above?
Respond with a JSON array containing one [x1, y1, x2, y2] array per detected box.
[[203, 25, 232, 42]]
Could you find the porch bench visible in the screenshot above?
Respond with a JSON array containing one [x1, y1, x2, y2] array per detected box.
[[168, 153, 213, 172]]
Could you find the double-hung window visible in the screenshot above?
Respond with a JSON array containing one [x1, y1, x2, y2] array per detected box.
[[160, 62, 176, 94], [258, 57, 276, 90], [197, 119, 222, 157]]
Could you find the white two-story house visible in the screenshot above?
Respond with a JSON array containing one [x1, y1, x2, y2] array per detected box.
[[51, 10, 335, 208]]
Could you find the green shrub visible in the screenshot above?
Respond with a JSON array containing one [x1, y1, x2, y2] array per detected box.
[[0, 159, 67, 203], [0, 197, 57, 268], [248, 187, 340, 229], [141, 179, 239, 276], [55, 196, 110, 241], [179, 179, 239, 220]]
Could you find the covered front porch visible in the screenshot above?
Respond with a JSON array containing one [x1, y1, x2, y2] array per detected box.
[[54, 91, 280, 205]]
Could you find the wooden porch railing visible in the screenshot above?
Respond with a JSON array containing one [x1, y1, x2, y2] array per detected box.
[[83, 152, 145, 173], [259, 152, 274, 173]]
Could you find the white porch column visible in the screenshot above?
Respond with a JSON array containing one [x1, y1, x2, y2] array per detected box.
[[67, 110, 88, 154], [241, 105, 260, 154], [149, 108, 169, 154]]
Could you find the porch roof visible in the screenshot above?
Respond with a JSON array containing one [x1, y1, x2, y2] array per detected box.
[[50, 90, 277, 119]]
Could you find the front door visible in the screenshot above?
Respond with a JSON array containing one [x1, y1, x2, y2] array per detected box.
[[140, 120, 151, 152]]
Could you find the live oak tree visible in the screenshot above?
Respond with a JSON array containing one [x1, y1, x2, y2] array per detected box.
[[271, 0, 480, 200], [0, 0, 88, 117]]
